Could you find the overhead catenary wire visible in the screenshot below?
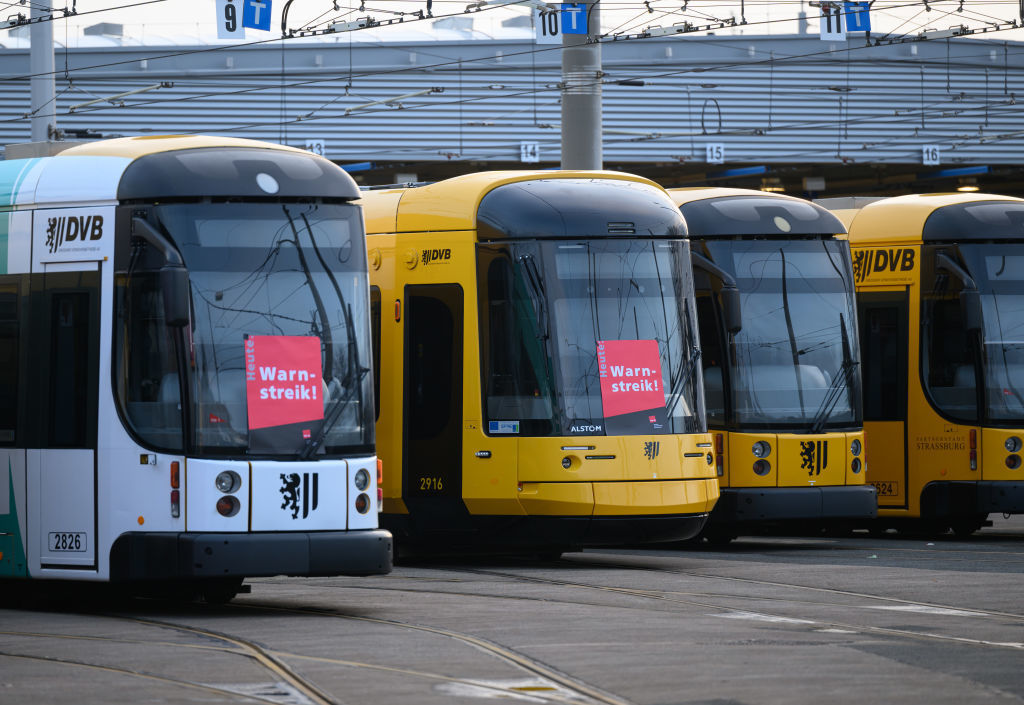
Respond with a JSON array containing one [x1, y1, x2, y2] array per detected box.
[[3, 0, 1024, 164]]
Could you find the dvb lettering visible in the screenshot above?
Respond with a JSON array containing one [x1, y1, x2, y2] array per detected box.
[[855, 247, 915, 282], [421, 248, 452, 264]]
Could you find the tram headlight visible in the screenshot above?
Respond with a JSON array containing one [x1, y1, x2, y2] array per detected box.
[[851, 439, 862, 457], [1007, 454, 1022, 470], [216, 495, 241, 517], [851, 458, 862, 473], [1005, 436, 1022, 453], [215, 470, 241, 494], [753, 459, 771, 476], [752, 441, 771, 458], [354, 493, 371, 514], [354, 468, 370, 491]]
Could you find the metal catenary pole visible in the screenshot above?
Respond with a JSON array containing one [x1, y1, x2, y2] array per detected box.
[[560, 0, 601, 170], [30, 3, 57, 142]]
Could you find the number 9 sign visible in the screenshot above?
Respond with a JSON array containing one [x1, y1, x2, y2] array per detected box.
[[217, 0, 247, 39]]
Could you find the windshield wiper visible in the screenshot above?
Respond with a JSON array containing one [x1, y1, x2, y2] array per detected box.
[[666, 344, 702, 419], [778, 248, 808, 419], [299, 366, 370, 460], [283, 208, 335, 383], [810, 312, 857, 434]]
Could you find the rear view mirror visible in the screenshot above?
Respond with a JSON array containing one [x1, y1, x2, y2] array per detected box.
[[691, 251, 743, 335], [960, 289, 982, 333], [160, 266, 191, 328], [133, 216, 191, 328]]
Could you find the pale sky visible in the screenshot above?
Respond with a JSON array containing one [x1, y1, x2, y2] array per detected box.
[[6, 0, 1024, 43]]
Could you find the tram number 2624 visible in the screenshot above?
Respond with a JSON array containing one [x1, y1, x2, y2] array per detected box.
[[871, 481, 899, 498]]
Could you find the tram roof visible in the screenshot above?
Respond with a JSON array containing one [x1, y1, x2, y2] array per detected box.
[[1, 135, 357, 206], [667, 187, 846, 238], [838, 192, 1024, 244], [359, 169, 665, 233]]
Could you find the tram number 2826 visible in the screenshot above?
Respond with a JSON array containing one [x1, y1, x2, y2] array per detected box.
[[48, 532, 87, 552]]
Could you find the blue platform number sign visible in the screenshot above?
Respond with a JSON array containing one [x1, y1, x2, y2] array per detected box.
[[844, 2, 871, 32], [560, 3, 588, 35], [242, 0, 272, 31]]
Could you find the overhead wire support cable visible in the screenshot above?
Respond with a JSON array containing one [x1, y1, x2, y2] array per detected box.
[[67, 81, 172, 113]]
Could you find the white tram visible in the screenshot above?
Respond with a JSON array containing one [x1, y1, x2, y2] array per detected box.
[[0, 136, 391, 601]]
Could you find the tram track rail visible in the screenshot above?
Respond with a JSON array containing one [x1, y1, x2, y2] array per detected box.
[[0, 603, 634, 705]]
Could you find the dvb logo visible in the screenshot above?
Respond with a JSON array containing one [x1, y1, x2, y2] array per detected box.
[[46, 214, 104, 254], [853, 248, 915, 282]]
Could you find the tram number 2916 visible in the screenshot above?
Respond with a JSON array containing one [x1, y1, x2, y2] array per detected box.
[[48, 532, 87, 552], [419, 477, 444, 491]]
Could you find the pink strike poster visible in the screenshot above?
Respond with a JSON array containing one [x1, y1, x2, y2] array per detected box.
[[244, 335, 324, 452], [597, 339, 669, 434]]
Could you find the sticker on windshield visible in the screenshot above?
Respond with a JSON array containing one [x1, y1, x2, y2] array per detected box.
[[597, 339, 670, 435], [489, 420, 520, 434], [244, 334, 324, 453]]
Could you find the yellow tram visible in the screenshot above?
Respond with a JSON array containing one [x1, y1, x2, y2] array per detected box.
[[362, 171, 719, 552], [831, 193, 1024, 534], [668, 188, 874, 542]]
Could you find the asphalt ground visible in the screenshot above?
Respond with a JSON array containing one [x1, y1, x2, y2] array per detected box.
[[2, 514, 1023, 705]]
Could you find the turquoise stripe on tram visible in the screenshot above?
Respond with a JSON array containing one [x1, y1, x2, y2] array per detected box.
[[0, 158, 41, 275]]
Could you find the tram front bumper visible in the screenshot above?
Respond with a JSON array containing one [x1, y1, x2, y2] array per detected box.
[[921, 481, 1024, 517], [709, 485, 878, 524], [110, 529, 393, 581]]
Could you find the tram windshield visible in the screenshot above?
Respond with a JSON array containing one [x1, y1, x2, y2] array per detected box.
[[116, 202, 373, 457], [927, 243, 1024, 424], [478, 239, 705, 437], [698, 239, 861, 430]]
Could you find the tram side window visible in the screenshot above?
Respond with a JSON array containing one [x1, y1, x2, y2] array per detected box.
[[922, 258, 979, 423], [0, 279, 19, 446], [480, 256, 554, 435], [115, 272, 184, 451], [49, 292, 95, 447]]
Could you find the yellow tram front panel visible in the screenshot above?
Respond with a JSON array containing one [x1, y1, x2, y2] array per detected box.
[[364, 171, 718, 548], [722, 432, 866, 488]]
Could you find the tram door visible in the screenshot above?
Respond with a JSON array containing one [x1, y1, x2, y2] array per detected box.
[[403, 284, 471, 531], [857, 290, 909, 509], [27, 268, 100, 569]]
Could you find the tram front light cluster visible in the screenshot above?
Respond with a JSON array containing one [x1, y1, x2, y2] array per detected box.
[[970, 429, 978, 471], [215, 470, 241, 494], [1007, 435, 1023, 469], [851, 438, 863, 474], [214, 470, 242, 517], [354, 468, 370, 491], [170, 461, 180, 518], [752, 441, 771, 458], [753, 459, 771, 476], [216, 495, 241, 517], [377, 459, 384, 512]]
